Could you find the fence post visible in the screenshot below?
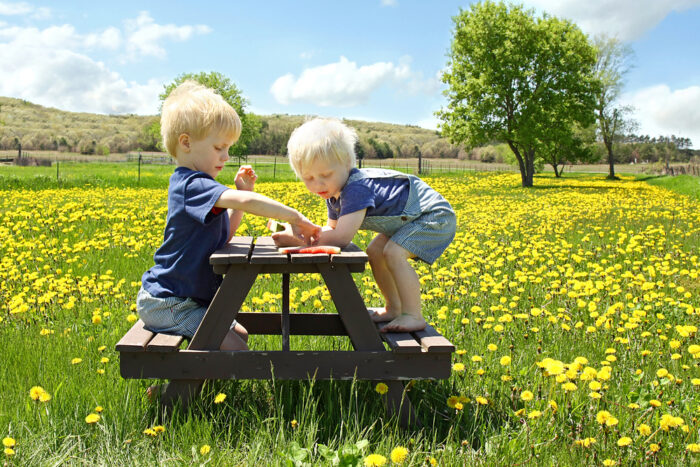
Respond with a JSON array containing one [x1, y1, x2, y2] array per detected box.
[[56, 160, 59, 183], [138, 152, 142, 185], [273, 156, 277, 180]]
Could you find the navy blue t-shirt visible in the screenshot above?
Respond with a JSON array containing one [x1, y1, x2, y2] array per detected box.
[[326, 168, 409, 220], [142, 167, 230, 304]]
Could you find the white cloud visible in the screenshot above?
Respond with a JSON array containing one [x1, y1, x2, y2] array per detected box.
[[523, 0, 700, 40], [620, 84, 700, 147], [0, 1, 33, 15], [123, 11, 210, 60], [270, 56, 440, 107], [0, 11, 213, 114], [381, 0, 398, 7]]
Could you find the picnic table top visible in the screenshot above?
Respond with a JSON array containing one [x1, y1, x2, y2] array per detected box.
[[210, 236, 368, 266]]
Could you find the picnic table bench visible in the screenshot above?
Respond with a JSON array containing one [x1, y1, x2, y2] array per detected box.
[[117, 236, 455, 425]]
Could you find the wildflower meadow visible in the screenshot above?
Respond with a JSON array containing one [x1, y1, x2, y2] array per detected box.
[[1, 165, 698, 465]]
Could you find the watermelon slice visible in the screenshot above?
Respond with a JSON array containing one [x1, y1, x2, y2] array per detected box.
[[278, 246, 342, 254], [266, 219, 287, 232]]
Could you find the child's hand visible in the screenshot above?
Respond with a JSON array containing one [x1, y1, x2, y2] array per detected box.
[[272, 216, 320, 246], [235, 165, 257, 191], [292, 216, 321, 245]]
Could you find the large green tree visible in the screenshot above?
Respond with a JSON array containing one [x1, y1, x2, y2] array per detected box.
[[437, 1, 598, 187], [160, 71, 261, 156], [592, 35, 636, 179]]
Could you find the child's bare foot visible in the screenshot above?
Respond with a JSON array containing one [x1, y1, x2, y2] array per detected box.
[[380, 314, 426, 333], [146, 385, 161, 403], [367, 307, 401, 323]]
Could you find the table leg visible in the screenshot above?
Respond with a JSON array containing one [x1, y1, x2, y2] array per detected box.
[[318, 263, 419, 427], [282, 273, 290, 351], [189, 264, 261, 350]]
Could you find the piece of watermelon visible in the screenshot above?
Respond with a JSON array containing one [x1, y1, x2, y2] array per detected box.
[[278, 246, 341, 254]]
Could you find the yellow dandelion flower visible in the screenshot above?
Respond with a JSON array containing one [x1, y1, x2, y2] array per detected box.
[[476, 396, 488, 405], [375, 383, 388, 395], [71, 358, 82, 365], [687, 444, 700, 453], [520, 391, 534, 401], [95, 406, 103, 413], [637, 424, 651, 436], [602, 459, 615, 466], [4, 448, 15, 457], [290, 419, 298, 429], [85, 413, 100, 424], [214, 393, 226, 404], [29, 386, 45, 400], [127, 313, 138, 323], [562, 382, 577, 392], [499, 356, 511, 366], [100, 357, 109, 364], [447, 396, 459, 408], [143, 428, 157, 437], [200, 444, 211, 455], [649, 443, 660, 453], [650, 399, 661, 408], [38, 392, 51, 402], [527, 410, 542, 419], [452, 363, 465, 372], [364, 453, 387, 467], [617, 436, 632, 447], [153, 425, 165, 433], [2, 438, 15, 448], [390, 446, 408, 464], [656, 368, 669, 378], [91, 315, 102, 325]]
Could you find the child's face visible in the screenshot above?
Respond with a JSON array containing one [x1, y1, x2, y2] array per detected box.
[[299, 158, 350, 200], [180, 131, 234, 178]]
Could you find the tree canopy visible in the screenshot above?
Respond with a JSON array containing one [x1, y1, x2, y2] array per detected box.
[[437, 1, 598, 186], [160, 71, 261, 156]]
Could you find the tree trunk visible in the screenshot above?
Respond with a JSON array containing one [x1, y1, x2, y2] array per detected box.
[[552, 164, 561, 177], [507, 141, 531, 187], [524, 149, 535, 187], [606, 140, 618, 179]]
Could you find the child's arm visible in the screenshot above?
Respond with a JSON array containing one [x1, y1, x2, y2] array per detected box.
[[227, 165, 257, 241], [273, 209, 366, 248], [215, 189, 320, 244]]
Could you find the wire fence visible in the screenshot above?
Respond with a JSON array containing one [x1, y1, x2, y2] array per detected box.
[[1, 150, 698, 185]]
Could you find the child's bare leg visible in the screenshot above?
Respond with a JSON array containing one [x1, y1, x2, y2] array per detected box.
[[220, 329, 248, 350], [366, 233, 402, 322], [231, 321, 249, 343], [380, 241, 426, 332]]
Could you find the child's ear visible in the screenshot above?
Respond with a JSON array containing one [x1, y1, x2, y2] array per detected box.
[[178, 133, 191, 152]]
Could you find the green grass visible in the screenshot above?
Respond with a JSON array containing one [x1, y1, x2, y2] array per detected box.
[[1, 167, 699, 465], [636, 174, 700, 201]]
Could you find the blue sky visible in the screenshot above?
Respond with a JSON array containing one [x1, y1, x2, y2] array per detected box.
[[1, 0, 699, 146]]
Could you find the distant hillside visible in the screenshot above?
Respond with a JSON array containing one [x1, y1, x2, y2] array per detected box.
[[0, 96, 464, 158]]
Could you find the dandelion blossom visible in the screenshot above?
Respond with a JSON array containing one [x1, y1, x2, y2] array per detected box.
[[2, 438, 15, 448], [200, 444, 211, 455], [499, 356, 511, 366], [85, 413, 100, 424], [29, 386, 45, 400], [637, 424, 651, 436], [390, 446, 408, 464], [452, 363, 465, 372], [364, 453, 387, 466], [617, 437, 632, 447], [375, 383, 388, 395], [71, 358, 83, 365], [687, 444, 700, 453], [214, 393, 226, 404], [520, 391, 534, 402]]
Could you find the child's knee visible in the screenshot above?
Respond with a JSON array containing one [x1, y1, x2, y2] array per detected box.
[[383, 241, 410, 264]]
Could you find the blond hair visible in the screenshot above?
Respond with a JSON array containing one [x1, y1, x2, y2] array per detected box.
[[160, 81, 242, 157], [286, 118, 357, 176]]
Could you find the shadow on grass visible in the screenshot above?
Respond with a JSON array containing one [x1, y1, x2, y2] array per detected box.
[[147, 377, 509, 451]]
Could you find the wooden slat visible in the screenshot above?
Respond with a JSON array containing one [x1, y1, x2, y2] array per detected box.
[[235, 312, 346, 335], [146, 333, 185, 352], [115, 320, 155, 352], [332, 243, 368, 264], [290, 253, 330, 264], [250, 236, 289, 264], [376, 322, 423, 353], [210, 236, 253, 265], [119, 350, 452, 380], [413, 324, 455, 353]]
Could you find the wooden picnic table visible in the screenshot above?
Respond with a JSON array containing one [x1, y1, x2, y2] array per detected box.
[[117, 236, 454, 425]]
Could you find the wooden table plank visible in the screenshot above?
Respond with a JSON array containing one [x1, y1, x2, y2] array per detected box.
[[146, 333, 185, 352], [413, 324, 455, 353], [332, 243, 368, 264], [250, 236, 289, 264], [116, 320, 154, 352], [210, 236, 253, 264], [376, 322, 423, 353], [120, 350, 452, 380]]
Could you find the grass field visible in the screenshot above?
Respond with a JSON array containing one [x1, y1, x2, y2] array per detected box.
[[1, 165, 699, 465]]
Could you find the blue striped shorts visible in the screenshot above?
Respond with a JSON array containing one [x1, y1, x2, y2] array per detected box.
[[137, 287, 237, 339], [391, 207, 456, 264]]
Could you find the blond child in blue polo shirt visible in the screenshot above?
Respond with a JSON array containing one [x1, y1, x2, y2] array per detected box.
[[274, 118, 456, 332]]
